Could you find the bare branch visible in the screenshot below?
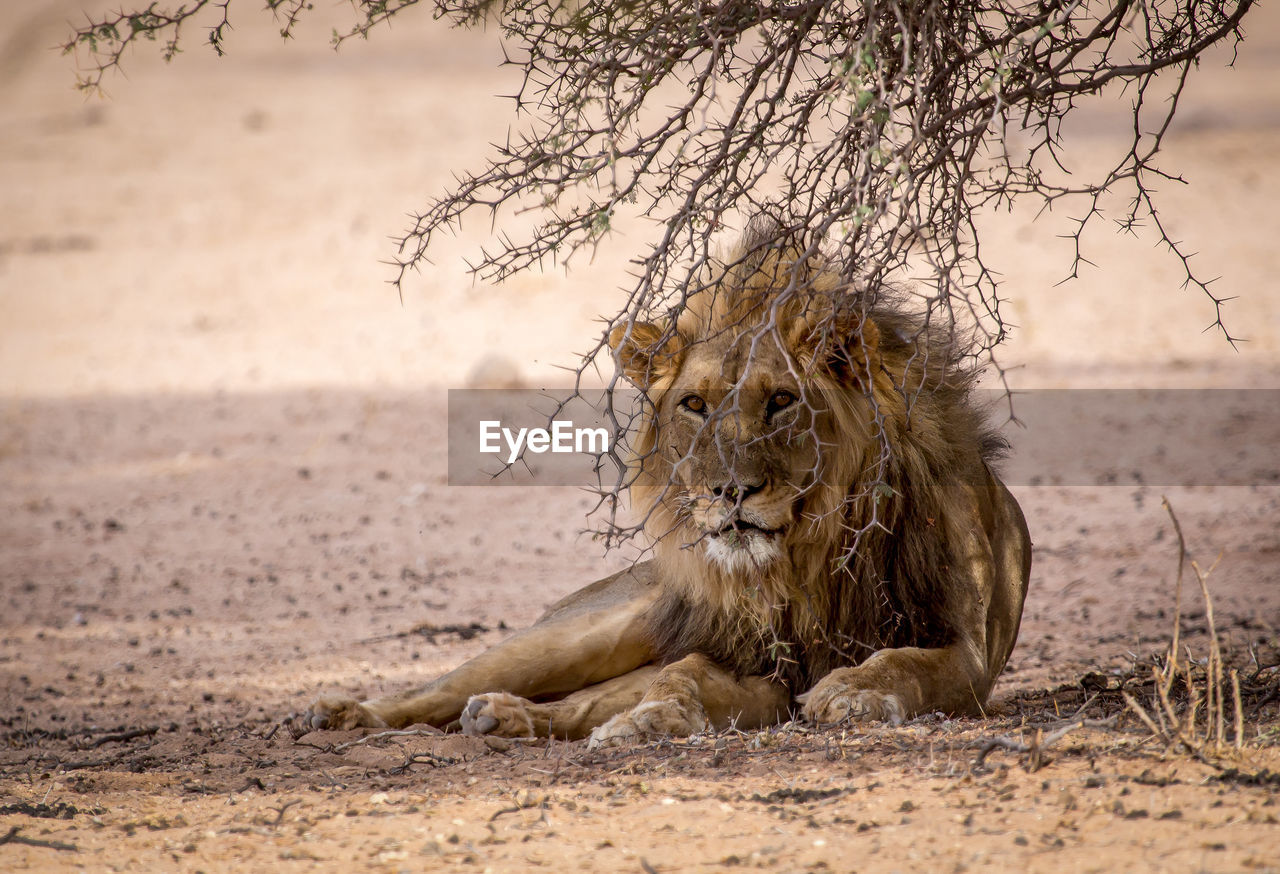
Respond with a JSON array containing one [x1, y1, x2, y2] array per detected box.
[[64, 0, 1257, 563]]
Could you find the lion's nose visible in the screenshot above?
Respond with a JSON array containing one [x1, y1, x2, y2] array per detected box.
[[712, 480, 765, 502]]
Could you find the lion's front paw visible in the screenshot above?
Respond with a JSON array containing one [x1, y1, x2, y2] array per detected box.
[[798, 676, 905, 726], [587, 697, 709, 749], [460, 692, 537, 738], [302, 696, 388, 731]]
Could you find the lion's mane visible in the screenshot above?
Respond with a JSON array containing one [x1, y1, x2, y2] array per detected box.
[[630, 226, 1007, 693]]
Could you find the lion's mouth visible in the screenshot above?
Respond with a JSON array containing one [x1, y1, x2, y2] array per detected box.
[[702, 516, 785, 571], [710, 518, 783, 543], [718, 519, 778, 535]]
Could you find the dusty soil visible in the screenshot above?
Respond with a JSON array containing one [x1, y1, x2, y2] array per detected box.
[[3, 2, 1280, 872]]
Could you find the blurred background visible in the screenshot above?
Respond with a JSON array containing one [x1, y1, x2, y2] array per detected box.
[[1, 0, 1278, 396]]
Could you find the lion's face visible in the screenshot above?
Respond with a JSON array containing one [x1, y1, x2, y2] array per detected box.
[[612, 300, 880, 576], [650, 331, 821, 572]]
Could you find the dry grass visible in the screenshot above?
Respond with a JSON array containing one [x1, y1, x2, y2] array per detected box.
[[1119, 499, 1257, 769]]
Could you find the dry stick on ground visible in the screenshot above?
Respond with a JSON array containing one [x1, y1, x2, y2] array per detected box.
[[488, 805, 522, 823], [56, 749, 143, 772], [1232, 669, 1245, 750], [1160, 496, 1187, 734], [266, 799, 302, 827], [85, 726, 159, 749], [1194, 552, 1229, 750], [0, 826, 78, 853], [330, 727, 444, 752], [972, 716, 1119, 773], [390, 751, 460, 774]]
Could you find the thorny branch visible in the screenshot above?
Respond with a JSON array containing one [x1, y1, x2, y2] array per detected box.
[[63, 2, 1253, 357], [63, 2, 1256, 648]]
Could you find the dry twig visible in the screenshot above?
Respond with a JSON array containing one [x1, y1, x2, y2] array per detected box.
[[331, 727, 444, 752], [85, 726, 159, 749], [0, 826, 78, 852], [973, 715, 1117, 772]]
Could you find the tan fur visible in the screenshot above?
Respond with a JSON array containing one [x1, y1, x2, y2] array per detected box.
[[304, 225, 1031, 743]]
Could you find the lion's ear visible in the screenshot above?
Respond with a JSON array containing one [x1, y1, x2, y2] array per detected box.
[[790, 300, 881, 386], [609, 321, 685, 388]]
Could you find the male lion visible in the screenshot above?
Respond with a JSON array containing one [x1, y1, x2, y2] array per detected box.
[[305, 227, 1031, 745]]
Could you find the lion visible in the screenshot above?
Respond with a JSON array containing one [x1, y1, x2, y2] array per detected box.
[[304, 225, 1031, 745]]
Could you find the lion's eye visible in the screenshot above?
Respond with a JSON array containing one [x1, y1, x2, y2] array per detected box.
[[769, 390, 796, 413], [680, 394, 707, 414]]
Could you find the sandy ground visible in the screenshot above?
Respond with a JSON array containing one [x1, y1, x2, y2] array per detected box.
[[2, 1, 1279, 871]]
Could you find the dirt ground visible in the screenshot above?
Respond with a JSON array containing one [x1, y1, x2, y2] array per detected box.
[[2, 2, 1280, 872]]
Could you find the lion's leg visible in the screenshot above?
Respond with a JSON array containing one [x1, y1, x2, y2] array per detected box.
[[589, 653, 790, 747], [303, 563, 660, 731], [799, 518, 1005, 726], [458, 665, 662, 740], [983, 475, 1032, 682], [802, 471, 1031, 726]]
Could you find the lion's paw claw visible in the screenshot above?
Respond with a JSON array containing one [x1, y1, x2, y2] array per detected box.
[[587, 698, 708, 749], [460, 692, 536, 738], [799, 684, 905, 726]]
